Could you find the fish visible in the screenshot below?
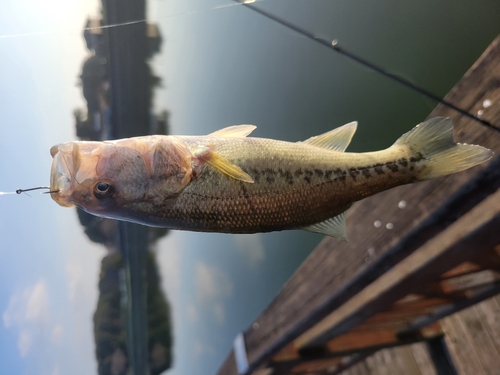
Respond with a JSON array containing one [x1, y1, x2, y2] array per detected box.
[[49, 117, 492, 238]]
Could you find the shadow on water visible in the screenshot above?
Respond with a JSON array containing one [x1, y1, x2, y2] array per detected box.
[[73, 0, 172, 374]]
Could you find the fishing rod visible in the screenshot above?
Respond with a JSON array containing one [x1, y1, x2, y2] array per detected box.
[[234, 0, 500, 133]]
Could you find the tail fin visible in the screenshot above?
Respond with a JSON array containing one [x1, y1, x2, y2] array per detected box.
[[394, 117, 493, 180]]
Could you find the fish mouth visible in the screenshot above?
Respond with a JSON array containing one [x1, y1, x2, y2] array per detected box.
[[50, 141, 105, 208], [50, 144, 77, 207]]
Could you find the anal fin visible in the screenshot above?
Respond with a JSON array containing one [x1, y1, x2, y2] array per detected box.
[[302, 211, 348, 239]]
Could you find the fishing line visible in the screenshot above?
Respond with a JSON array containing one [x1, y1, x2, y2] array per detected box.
[[0, 1, 266, 40], [0, 186, 56, 196], [0, 20, 148, 40], [233, 0, 500, 133]]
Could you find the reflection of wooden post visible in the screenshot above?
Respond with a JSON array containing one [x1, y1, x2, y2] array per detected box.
[[216, 36, 500, 375], [118, 221, 151, 375], [104, 0, 150, 139], [103, 1, 150, 374]]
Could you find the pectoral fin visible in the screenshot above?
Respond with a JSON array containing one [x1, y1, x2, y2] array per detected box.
[[208, 125, 257, 138], [302, 122, 357, 152], [302, 211, 348, 239], [194, 146, 254, 183]]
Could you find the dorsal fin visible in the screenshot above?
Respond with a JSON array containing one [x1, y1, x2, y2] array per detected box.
[[208, 125, 257, 138], [302, 211, 348, 239], [302, 122, 357, 152]]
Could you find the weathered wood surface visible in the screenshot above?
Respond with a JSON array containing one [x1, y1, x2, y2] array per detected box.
[[294, 189, 500, 348], [352, 299, 500, 375], [441, 294, 500, 375], [216, 35, 500, 375], [264, 193, 500, 373]]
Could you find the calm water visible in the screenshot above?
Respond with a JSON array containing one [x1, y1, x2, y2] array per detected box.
[[0, 1, 499, 375]]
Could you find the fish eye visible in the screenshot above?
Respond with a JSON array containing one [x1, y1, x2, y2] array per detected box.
[[94, 182, 114, 198]]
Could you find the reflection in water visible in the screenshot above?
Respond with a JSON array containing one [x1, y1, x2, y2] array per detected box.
[[94, 252, 172, 375], [75, 17, 167, 141], [72, 1, 173, 374], [77, 188, 172, 375]]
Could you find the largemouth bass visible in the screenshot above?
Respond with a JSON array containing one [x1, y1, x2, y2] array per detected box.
[[49, 117, 492, 238]]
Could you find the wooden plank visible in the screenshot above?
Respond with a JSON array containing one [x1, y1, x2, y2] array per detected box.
[[269, 205, 500, 372], [418, 283, 467, 302], [472, 248, 500, 272], [392, 295, 448, 309], [352, 305, 448, 332], [294, 190, 500, 348], [372, 348, 413, 375], [271, 354, 372, 375], [270, 323, 442, 374], [390, 346, 422, 375], [440, 270, 500, 294], [344, 359, 372, 375], [360, 297, 452, 321], [325, 330, 407, 354], [216, 35, 500, 375], [441, 262, 482, 279], [270, 357, 344, 374], [364, 353, 383, 375], [353, 313, 444, 334], [476, 296, 500, 356], [410, 343, 437, 375], [330, 353, 373, 375], [325, 324, 442, 354], [455, 305, 500, 374], [401, 281, 500, 334], [442, 312, 486, 375], [289, 358, 342, 373]]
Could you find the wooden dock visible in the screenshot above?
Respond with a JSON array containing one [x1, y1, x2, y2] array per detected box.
[[215, 36, 500, 375]]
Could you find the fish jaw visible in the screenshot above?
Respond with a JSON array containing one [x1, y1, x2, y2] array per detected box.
[[50, 143, 80, 207], [49, 141, 102, 208]]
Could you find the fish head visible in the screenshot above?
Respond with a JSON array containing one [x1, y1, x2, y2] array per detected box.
[[49, 140, 151, 217], [50, 137, 195, 223]]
